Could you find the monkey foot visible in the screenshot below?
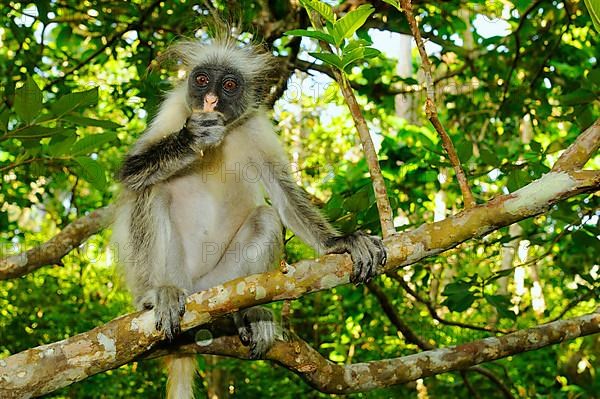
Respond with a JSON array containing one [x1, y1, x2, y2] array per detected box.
[[235, 307, 277, 359]]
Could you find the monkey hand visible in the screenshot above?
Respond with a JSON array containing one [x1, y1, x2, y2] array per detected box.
[[143, 286, 187, 341], [325, 232, 387, 284], [186, 111, 226, 149]]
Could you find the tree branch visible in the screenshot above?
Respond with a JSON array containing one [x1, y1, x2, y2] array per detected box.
[[43, 0, 162, 89], [307, 12, 395, 237], [398, 0, 475, 208], [552, 118, 600, 172], [0, 162, 597, 396], [4, 308, 595, 398], [0, 207, 113, 280], [158, 311, 599, 395], [368, 281, 514, 394]]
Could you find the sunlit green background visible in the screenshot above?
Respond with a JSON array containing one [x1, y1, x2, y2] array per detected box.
[[0, 1, 598, 397]]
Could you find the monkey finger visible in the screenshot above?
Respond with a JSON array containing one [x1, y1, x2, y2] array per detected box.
[[351, 259, 364, 285], [358, 253, 373, 284], [178, 293, 187, 316], [374, 238, 387, 266]]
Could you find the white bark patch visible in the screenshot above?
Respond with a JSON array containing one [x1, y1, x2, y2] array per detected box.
[[97, 333, 116, 357], [39, 348, 55, 359], [405, 242, 427, 264], [182, 311, 210, 330], [208, 286, 230, 308], [8, 253, 28, 267], [254, 286, 266, 300], [504, 172, 577, 215], [321, 273, 344, 289], [236, 282, 246, 295], [130, 312, 155, 335]]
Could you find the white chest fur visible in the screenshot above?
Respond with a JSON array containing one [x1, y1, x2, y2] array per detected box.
[[166, 125, 265, 282]]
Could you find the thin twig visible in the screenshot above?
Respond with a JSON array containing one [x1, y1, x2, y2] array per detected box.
[[44, 0, 162, 89], [367, 281, 434, 350], [461, 371, 481, 399], [496, 0, 545, 115], [469, 366, 516, 399], [548, 290, 597, 322], [392, 274, 511, 334], [398, 0, 475, 208], [306, 11, 395, 238]]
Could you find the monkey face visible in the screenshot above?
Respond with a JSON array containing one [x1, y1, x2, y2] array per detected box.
[[187, 65, 248, 124]]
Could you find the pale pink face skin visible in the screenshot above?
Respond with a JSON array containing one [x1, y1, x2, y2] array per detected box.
[[203, 93, 218, 112]]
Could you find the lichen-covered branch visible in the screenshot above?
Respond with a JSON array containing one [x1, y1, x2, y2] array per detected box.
[[552, 118, 600, 172], [0, 164, 597, 397], [368, 281, 513, 394], [0, 206, 113, 280], [137, 311, 600, 395], [398, 0, 475, 208]]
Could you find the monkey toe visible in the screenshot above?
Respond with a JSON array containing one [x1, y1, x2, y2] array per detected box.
[[347, 233, 387, 285], [237, 325, 252, 346], [154, 286, 187, 341], [235, 307, 277, 359]]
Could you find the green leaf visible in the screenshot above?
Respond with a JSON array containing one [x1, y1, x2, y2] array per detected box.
[[48, 134, 78, 157], [50, 88, 99, 116], [300, 0, 336, 23], [61, 115, 121, 129], [342, 39, 372, 54], [36, 0, 51, 23], [442, 281, 472, 295], [56, 25, 73, 48], [74, 156, 107, 190], [309, 52, 344, 70], [10, 125, 67, 139], [341, 47, 365, 70], [529, 140, 542, 153], [284, 29, 336, 45], [480, 147, 500, 167], [559, 88, 597, 106], [455, 139, 473, 163], [14, 76, 43, 124], [584, 0, 600, 32], [332, 4, 374, 46], [488, 268, 514, 282], [362, 47, 381, 59], [381, 0, 401, 10], [71, 132, 118, 155], [441, 281, 476, 312], [484, 294, 516, 320], [587, 67, 600, 86], [507, 169, 530, 192]]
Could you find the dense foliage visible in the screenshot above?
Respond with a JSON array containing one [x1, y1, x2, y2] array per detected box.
[[1, 0, 598, 397]]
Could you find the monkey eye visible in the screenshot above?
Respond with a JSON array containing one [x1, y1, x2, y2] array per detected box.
[[195, 73, 209, 87], [222, 78, 238, 92]]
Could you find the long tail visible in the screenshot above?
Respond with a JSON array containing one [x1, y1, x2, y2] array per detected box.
[[165, 355, 197, 399]]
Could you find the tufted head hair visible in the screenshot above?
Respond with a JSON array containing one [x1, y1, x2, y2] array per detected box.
[[161, 34, 278, 111]]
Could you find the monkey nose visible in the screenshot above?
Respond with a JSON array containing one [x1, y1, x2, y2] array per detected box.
[[203, 94, 218, 112]]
